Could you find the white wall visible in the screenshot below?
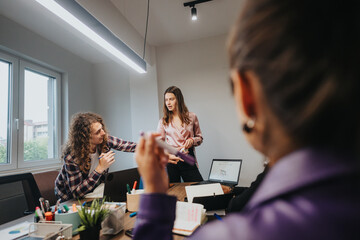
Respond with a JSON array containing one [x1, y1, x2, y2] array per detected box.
[[0, 15, 95, 150], [156, 34, 265, 186]]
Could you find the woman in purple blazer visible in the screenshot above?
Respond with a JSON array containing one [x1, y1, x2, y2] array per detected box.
[[133, 0, 360, 239]]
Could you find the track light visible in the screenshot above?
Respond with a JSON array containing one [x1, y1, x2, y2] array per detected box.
[[184, 0, 213, 21], [191, 7, 197, 21]]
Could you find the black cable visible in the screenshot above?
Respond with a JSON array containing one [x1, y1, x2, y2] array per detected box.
[[143, 0, 150, 60]]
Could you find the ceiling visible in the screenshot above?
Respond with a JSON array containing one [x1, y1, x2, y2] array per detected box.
[[0, 0, 243, 63], [110, 0, 243, 46]]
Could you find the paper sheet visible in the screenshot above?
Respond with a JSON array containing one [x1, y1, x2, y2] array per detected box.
[[84, 183, 104, 198], [0, 221, 30, 240], [185, 183, 224, 203]]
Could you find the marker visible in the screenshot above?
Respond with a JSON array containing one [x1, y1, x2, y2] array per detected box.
[[72, 203, 77, 212], [126, 184, 131, 194], [214, 213, 223, 221], [35, 207, 44, 221], [129, 212, 137, 217], [63, 204, 69, 213], [132, 181, 137, 194], [141, 132, 195, 166]]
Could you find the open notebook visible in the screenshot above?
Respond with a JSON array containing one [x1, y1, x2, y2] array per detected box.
[[193, 159, 242, 187]]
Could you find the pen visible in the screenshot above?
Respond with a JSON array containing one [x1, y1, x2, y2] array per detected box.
[[55, 199, 61, 213], [126, 184, 131, 194], [141, 132, 195, 166], [39, 197, 46, 215], [129, 212, 137, 217], [214, 213, 223, 221], [132, 181, 137, 194], [45, 200, 50, 212]]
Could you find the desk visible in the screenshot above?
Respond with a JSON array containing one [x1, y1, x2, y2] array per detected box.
[[74, 182, 191, 240], [0, 182, 192, 240]]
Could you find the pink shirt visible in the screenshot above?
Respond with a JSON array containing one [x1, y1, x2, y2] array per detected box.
[[157, 112, 203, 149]]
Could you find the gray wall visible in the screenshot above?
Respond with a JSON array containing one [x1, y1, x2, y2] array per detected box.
[[92, 61, 135, 171], [156, 34, 265, 186]]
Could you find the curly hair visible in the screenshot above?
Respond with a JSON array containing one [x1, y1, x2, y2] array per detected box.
[[162, 86, 191, 126], [62, 112, 109, 174]]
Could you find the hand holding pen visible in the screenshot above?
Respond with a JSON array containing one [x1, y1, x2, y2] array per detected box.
[[96, 151, 115, 173]]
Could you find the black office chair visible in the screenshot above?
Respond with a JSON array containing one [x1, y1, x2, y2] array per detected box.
[[0, 173, 42, 225]]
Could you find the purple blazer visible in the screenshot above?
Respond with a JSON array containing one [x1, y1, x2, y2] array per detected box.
[[133, 148, 360, 240]]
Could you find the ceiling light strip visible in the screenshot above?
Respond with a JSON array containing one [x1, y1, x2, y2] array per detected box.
[[35, 0, 146, 73]]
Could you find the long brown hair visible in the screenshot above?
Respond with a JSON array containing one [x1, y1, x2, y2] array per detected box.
[[62, 112, 109, 173], [162, 86, 190, 126], [227, 0, 360, 155]]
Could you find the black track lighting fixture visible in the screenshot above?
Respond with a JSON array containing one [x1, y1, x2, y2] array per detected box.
[[184, 0, 213, 21], [191, 7, 197, 21]]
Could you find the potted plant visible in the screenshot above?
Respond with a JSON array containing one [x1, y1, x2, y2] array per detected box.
[[76, 198, 110, 240]]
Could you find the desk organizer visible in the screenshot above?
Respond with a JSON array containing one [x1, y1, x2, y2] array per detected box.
[[54, 210, 81, 235], [126, 189, 144, 212], [27, 221, 72, 240]]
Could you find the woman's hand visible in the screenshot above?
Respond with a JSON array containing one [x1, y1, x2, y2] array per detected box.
[[135, 133, 169, 194], [168, 154, 183, 164], [96, 151, 115, 173], [184, 138, 194, 149]]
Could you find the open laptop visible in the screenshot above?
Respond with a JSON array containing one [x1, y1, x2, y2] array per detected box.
[[103, 168, 140, 202], [193, 159, 242, 187]]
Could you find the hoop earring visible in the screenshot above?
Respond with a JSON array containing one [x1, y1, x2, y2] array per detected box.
[[242, 118, 255, 133]]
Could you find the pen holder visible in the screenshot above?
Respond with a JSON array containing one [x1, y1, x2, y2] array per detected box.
[[54, 210, 81, 235], [126, 189, 144, 212]]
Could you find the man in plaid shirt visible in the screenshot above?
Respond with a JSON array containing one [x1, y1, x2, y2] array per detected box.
[[55, 112, 136, 202]]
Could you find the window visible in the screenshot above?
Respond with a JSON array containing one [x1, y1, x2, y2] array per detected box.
[[0, 51, 61, 172]]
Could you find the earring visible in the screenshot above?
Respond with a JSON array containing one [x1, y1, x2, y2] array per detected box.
[[243, 118, 255, 133]]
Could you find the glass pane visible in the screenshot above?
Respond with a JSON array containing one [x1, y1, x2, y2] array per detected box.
[[24, 69, 55, 161], [0, 60, 10, 164]]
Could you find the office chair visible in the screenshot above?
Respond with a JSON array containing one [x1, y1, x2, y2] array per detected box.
[[33, 170, 59, 206], [0, 173, 41, 225]]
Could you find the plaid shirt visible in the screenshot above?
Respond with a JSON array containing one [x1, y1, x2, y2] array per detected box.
[[55, 135, 136, 202]]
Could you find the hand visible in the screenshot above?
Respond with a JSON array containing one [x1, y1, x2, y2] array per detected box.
[[96, 151, 115, 173], [184, 138, 194, 149], [135, 133, 169, 194], [168, 154, 183, 164]]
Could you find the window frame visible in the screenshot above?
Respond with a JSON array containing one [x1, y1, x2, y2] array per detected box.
[[0, 51, 18, 171], [0, 51, 62, 173]]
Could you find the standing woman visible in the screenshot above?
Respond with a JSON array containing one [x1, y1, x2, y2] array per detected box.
[[55, 112, 136, 202], [157, 86, 204, 182]]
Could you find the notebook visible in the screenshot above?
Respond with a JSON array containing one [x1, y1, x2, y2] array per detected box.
[[193, 159, 242, 187]]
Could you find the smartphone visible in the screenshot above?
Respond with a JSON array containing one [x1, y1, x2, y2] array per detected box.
[[125, 228, 134, 238]]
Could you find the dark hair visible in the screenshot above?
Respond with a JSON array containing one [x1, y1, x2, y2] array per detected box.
[[228, 0, 360, 155], [162, 86, 190, 126], [62, 112, 109, 173]]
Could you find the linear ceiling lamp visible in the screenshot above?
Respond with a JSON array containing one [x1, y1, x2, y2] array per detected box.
[[35, 0, 146, 74], [184, 0, 213, 21]]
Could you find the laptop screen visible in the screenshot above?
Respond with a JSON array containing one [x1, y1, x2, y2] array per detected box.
[[208, 159, 242, 185]]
